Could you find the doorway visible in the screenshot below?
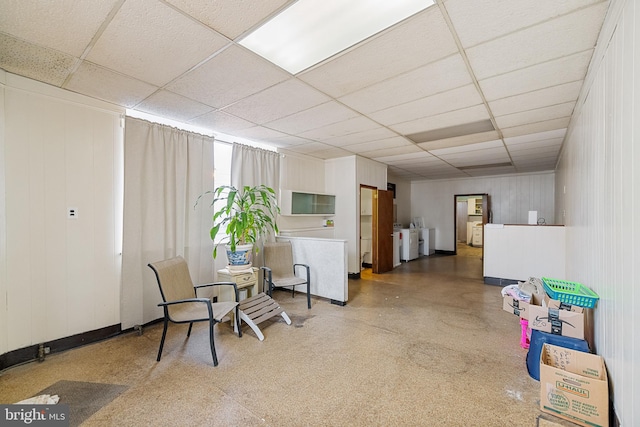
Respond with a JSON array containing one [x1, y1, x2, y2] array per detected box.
[[454, 194, 489, 259], [360, 185, 394, 274]]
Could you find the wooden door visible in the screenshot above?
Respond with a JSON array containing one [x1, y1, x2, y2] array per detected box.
[[373, 189, 394, 273]]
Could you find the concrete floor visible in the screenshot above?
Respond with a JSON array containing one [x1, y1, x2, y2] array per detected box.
[[0, 253, 572, 426]]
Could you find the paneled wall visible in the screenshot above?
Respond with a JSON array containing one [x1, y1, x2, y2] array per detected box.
[[411, 172, 555, 251], [555, 0, 638, 423], [0, 73, 124, 354]]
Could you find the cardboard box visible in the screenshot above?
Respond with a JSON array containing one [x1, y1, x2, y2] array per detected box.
[[528, 304, 584, 339], [542, 293, 584, 313], [540, 344, 609, 427], [503, 296, 532, 318]]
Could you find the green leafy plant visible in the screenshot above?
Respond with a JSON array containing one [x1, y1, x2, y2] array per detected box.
[[197, 185, 279, 258]]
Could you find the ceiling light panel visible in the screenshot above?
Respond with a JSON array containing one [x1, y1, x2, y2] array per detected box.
[[405, 118, 494, 144], [392, 104, 490, 136], [240, 0, 434, 74]]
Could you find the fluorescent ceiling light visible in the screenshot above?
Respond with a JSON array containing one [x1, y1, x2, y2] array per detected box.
[[240, 0, 434, 74]]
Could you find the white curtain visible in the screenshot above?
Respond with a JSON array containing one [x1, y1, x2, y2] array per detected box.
[[121, 118, 215, 328], [231, 143, 280, 268], [231, 143, 280, 190]]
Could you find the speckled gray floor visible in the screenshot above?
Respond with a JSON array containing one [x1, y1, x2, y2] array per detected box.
[[0, 254, 568, 426]]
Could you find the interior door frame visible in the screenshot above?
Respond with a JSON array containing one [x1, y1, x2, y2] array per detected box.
[[359, 185, 376, 269], [453, 193, 489, 256]]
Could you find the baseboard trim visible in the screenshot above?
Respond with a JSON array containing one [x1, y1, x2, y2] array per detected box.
[[0, 324, 121, 372], [484, 276, 520, 287], [435, 250, 455, 256]]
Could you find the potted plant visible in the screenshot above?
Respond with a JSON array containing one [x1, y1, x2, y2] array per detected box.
[[197, 184, 279, 270]]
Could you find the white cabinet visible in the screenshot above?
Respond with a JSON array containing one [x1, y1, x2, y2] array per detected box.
[[280, 190, 336, 216], [467, 197, 483, 215], [472, 226, 483, 247]]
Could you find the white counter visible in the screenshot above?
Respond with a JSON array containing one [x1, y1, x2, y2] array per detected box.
[[483, 224, 565, 284], [276, 236, 348, 304]]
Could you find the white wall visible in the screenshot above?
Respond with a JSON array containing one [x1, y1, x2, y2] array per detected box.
[[325, 156, 387, 274], [278, 150, 327, 233], [411, 172, 555, 251], [0, 73, 124, 354], [387, 172, 411, 226], [555, 0, 638, 423]]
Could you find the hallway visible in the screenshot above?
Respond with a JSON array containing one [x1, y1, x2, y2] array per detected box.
[[0, 255, 562, 426]]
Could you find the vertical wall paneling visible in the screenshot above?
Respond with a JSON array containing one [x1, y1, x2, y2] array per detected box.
[[410, 172, 555, 251], [556, 0, 638, 422], [2, 74, 123, 354], [0, 71, 7, 354]]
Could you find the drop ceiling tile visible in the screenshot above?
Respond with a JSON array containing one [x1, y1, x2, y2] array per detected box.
[[501, 118, 571, 138], [231, 126, 289, 141], [299, 7, 457, 98], [373, 151, 432, 163], [464, 166, 517, 177], [505, 129, 566, 145], [495, 102, 575, 129], [338, 54, 473, 114], [507, 138, 563, 152], [322, 127, 398, 147], [0, 0, 121, 56], [345, 137, 413, 153], [365, 145, 425, 159], [466, 3, 609, 80], [310, 147, 356, 160], [188, 110, 255, 134], [65, 61, 158, 108], [510, 146, 561, 158], [479, 51, 593, 101], [267, 135, 316, 147], [437, 147, 511, 167], [370, 84, 484, 126], [444, 0, 604, 48], [265, 102, 360, 134], [166, 45, 289, 109], [222, 78, 330, 124], [86, 0, 230, 86], [391, 104, 490, 135], [135, 90, 214, 122], [489, 81, 583, 117], [417, 131, 500, 151], [299, 116, 381, 141], [0, 34, 77, 86], [165, 0, 289, 39], [429, 139, 504, 156], [283, 142, 333, 155]]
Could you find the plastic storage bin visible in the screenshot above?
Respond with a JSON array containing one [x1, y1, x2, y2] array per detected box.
[[526, 329, 590, 380], [541, 277, 600, 308]]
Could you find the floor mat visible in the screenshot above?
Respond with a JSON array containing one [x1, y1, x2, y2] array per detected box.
[[34, 380, 128, 426]]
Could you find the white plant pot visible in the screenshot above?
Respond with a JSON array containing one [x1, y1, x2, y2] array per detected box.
[[225, 244, 254, 271]]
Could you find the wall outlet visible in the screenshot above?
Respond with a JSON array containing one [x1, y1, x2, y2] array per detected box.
[[67, 207, 78, 219]]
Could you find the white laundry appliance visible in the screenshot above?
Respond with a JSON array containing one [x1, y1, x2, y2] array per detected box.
[[400, 228, 419, 262]]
